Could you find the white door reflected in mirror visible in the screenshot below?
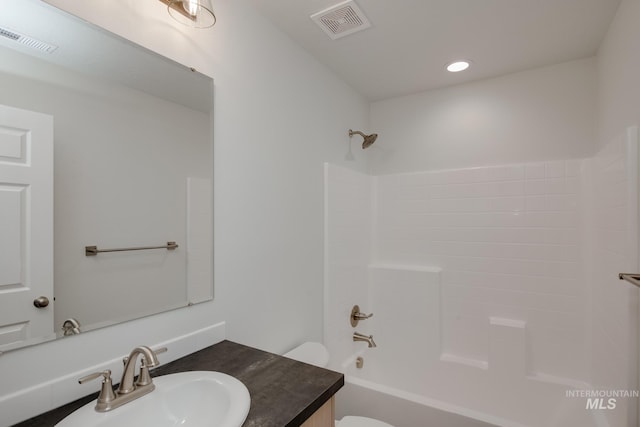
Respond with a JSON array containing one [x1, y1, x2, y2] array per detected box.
[[0, 104, 54, 352]]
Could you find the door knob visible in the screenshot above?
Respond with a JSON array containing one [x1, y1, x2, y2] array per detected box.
[[33, 296, 50, 308]]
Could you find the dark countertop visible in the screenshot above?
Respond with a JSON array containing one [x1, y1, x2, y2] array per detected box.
[[14, 340, 344, 427]]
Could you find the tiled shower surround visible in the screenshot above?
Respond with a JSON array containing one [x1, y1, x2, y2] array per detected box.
[[325, 129, 638, 427], [589, 129, 639, 427], [375, 159, 586, 379]]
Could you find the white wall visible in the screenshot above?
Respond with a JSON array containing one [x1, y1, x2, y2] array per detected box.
[[597, 0, 640, 148], [36, 0, 370, 349], [370, 58, 597, 175], [0, 0, 369, 423]]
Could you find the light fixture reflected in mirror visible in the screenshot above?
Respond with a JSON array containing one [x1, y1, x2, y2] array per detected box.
[[160, 0, 216, 29]]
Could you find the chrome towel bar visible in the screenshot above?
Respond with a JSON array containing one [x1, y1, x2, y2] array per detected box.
[[85, 241, 178, 256], [618, 273, 640, 288]]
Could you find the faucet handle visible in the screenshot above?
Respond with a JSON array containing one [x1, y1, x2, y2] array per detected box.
[[152, 347, 168, 357], [350, 305, 374, 327], [79, 369, 111, 384], [78, 370, 116, 409], [135, 347, 167, 387], [354, 312, 373, 320]]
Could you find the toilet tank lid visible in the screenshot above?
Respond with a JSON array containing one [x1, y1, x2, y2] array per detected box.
[[283, 342, 330, 367]]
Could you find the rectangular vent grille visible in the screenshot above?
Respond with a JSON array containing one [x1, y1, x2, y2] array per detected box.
[[311, 0, 372, 40], [0, 26, 58, 53]]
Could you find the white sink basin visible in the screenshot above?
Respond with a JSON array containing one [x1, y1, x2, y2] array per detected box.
[[57, 371, 251, 427]]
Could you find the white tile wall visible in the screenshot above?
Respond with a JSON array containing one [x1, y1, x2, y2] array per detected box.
[[589, 128, 639, 427], [375, 161, 587, 379], [326, 150, 638, 426]]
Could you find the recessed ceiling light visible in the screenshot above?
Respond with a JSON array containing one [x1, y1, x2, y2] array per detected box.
[[446, 61, 471, 73]]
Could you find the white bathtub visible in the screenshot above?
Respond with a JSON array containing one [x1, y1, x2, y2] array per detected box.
[[333, 350, 603, 427], [336, 375, 504, 427], [326, 264, 607, 427]]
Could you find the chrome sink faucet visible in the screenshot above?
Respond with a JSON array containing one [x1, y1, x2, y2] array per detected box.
[[79, 345, 166, 412]]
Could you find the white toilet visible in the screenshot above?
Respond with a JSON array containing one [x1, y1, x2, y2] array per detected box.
[[283, 342, 393, 427], [336, 417, 394, 427]]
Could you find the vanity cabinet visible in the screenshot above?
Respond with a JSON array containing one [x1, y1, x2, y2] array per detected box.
[[16, 340, 344, 427], [301, 397, 335, 427]]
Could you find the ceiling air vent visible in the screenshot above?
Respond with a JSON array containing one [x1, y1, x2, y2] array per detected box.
[[0, 26, 58, 53], [310, 0, 372, 40]]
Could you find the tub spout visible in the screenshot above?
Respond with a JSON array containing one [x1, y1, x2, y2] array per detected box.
[[353, 332, 377, 348]]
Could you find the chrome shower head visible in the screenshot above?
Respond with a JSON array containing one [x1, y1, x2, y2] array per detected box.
[[349, 129, 378, 149]]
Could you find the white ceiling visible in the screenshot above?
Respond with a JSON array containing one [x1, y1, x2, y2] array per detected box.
[[247, 0, 622, 101]]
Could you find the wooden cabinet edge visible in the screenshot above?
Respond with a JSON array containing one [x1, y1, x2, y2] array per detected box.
[[300, 396, 335, 427]]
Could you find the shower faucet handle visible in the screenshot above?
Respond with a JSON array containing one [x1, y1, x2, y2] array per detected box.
[[353, 312, 373, 320], [350, 305, 373, 327]]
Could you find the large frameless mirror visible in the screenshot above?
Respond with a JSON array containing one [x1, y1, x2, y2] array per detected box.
[[0, 0, 213, 352]]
